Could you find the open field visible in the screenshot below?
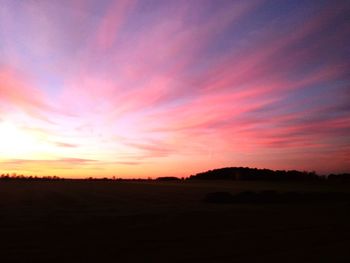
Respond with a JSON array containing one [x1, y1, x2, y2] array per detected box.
[[1, 180, 350, 262]]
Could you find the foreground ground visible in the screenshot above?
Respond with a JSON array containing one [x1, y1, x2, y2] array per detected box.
[[0, 180, 349, 262]]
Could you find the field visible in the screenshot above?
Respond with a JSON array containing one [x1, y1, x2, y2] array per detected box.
[[0, 180, 350, 262]]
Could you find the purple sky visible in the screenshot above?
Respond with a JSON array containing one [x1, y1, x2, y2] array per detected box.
[[0, 0, 349, 177]]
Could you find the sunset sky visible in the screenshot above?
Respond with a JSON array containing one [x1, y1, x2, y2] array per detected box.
[[0, 0, 349, 178]]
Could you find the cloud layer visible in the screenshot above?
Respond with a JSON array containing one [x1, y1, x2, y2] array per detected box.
[[0, 0, 349, 177]]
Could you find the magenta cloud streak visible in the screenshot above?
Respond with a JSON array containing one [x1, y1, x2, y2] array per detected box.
[[0, 0, 349, 176]]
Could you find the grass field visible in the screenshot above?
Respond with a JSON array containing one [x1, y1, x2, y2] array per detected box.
[[0, 180, 349, 262]]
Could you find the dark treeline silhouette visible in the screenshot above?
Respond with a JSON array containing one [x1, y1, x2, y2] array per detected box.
[[0, 173, 63, 181], [156, 176, 182, 181], [0, 173, 152, 182], [189, 167, 350, 182], [1, 168, 350, 182]]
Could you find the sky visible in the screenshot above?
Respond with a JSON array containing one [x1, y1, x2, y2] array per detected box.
[[0, 0, 349, 178]]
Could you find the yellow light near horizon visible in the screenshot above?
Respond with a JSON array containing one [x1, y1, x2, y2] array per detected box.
[[0, 121, 40, 158]]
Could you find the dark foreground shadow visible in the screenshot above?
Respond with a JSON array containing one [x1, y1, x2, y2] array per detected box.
[[204, 190, 350, 204]]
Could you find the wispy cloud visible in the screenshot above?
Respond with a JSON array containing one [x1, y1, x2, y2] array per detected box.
[[0, 158, 98, 166], [55, 142, 79, 148], [0, 0, 349, 176]]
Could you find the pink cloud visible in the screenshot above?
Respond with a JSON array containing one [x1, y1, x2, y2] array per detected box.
[[3, 158, 97, 165], [0, 0, 349, 176], [0, 67, 56, 118], [94, 0, 136, 51]]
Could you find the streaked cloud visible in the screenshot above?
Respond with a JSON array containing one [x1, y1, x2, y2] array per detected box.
[[0, 0, 349, 176]]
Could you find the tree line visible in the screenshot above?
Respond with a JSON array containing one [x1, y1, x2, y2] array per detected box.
[[1, 167, 349, 182]]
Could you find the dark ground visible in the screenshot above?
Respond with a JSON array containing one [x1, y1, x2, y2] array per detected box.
[[0, 180, 349, 262]]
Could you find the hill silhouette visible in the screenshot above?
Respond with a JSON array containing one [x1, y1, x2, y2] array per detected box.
[[189, 167, 321, 181]]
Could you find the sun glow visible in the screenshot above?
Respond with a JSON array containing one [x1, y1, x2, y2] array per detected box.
[[0, 122, 42, 158]]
